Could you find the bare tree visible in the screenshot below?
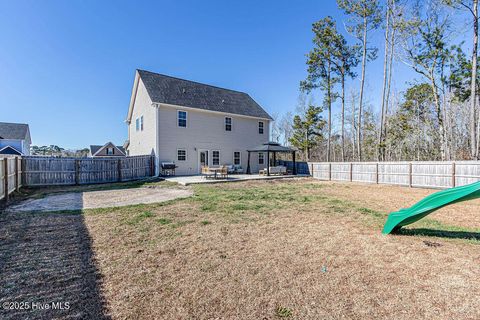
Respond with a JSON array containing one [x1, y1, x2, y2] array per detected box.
[[398, 0, 452, 160], [279, 112, 294, 146], [338, 0, 381, 161], [444, 0, 478, 158], [270, 112, 281, 143]]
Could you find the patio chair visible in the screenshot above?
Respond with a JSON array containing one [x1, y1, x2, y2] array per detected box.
[[220, 166, 228, 179], [226, 164, 236, 174], [202, 166, 213, 179]]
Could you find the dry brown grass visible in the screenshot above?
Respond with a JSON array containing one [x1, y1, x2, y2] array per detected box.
[[80, 179, 480, 319], [319, 181, 480, 229]]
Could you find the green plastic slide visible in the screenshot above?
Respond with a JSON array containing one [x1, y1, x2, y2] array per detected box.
[[382, 181, 480, 234]]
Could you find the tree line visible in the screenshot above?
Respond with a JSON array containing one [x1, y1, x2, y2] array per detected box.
[[273, 0, 480, 162], [31, 145, 90, 157]]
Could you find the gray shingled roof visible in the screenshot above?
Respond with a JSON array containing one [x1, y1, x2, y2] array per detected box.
[[0, 122, 30, 141], [90, 144, 126, 155], [138, 70, 272, 120], [248, 142, 296, 152]]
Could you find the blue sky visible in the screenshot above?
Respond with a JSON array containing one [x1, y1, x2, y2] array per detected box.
[[0, 0, 446, 149]]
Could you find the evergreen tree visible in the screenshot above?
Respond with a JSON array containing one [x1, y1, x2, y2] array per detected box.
[[289, 105, 326, 161]]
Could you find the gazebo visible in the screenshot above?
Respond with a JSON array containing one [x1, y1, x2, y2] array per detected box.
[[246, 142, 297, 176]]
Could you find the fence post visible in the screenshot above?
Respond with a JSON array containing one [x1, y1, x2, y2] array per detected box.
[[408, 162, 413, 188], [310, 163, 314, 177], [75, 159, 80, 185], [21, 158, 26, 186], [376, 162, 379, 184], [117, 159, 122, 182], [15, 157, 19, 191], [4, 158, 9, 202], [328, 163, 332, 181], [452, 162, 456, 188], [150, 155, 155, 177], [350, 163, 353, 182]]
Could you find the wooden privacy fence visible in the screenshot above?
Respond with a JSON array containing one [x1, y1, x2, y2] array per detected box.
[[0, 157, 22, 201], [308, 161, 480, 189], [22, 155, 155, 187]]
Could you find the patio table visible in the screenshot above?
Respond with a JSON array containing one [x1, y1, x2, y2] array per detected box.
[[208, 167, 222, 179]]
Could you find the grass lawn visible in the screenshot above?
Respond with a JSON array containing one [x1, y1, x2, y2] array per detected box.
[[2, 178, 480, 319]]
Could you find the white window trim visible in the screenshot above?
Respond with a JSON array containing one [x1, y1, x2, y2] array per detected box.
[[233, 151, 241, 166], [258, 152, 264, 165], [177, 110, 188, 128], [225, 117, 232, 131], [177, 148, 187, 161], [258, 121, 264, 134], [212, 150, 220, 166]]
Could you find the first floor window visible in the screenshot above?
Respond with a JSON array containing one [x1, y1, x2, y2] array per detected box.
[[106, 147, 114, 155], [258, 121, 264, 134], [178, 111, 187, 127], [212, 150, 220, 165], [258, 152, 264, 165], [234, 151, 241, 165], [177, 149, 186, 161], [225, 117, 232, 131]]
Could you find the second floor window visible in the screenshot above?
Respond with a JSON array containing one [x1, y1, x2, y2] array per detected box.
[[212, 150, 220, 166], [106, 147, 114, 155], [178, 111, 187, 127], [225, 117, 232, 131], [258, 121, 264, 134], [135, 116, 144, 132]]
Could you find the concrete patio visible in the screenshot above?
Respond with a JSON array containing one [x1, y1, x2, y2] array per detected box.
[[164, 174, 309, 186]]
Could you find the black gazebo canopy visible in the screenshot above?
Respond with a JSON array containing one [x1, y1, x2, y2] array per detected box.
[[246, 142, 297, 176]]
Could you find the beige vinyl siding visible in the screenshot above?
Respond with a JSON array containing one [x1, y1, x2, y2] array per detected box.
[[92, 143, 125, 157], [128, 77, 157, 157], [157, 105, 269, 175]]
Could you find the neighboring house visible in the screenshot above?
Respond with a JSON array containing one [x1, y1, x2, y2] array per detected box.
[[90, 142, 126, 157], [125, 69, 272, 175], [0, 122, 31, 156]]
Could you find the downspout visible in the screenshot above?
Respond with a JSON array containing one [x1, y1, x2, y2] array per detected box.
[[154, 103, 160, 176]]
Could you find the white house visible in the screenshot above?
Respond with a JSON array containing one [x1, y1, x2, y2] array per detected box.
[[125, 70, 272, 175], [0, 122, 31, 156]]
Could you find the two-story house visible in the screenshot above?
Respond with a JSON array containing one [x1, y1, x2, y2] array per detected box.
[[125, 70, 272, 175], [0, 122, 31, 156]]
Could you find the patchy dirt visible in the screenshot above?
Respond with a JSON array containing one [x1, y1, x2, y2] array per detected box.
[[85, 180, 480, 319], [3, 179, 480, 319], [6, 187, 193, 213]]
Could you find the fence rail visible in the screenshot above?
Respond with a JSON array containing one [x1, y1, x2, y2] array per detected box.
[[1, 157, 22, 201], [308, 161, 480, 189], [22, 155, 155, 187]]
